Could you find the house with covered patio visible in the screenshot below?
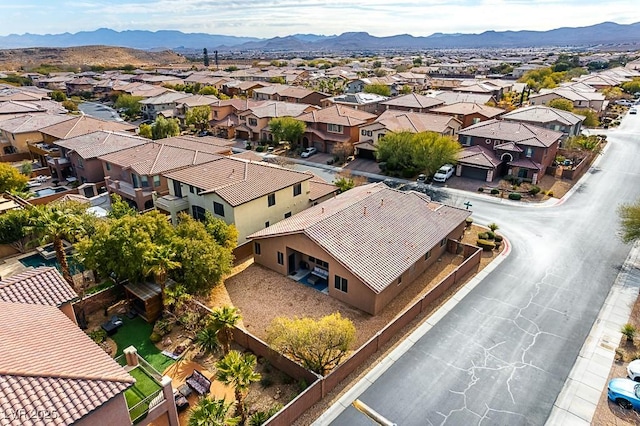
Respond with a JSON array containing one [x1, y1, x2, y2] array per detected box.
[[248, 183, 470, 315]]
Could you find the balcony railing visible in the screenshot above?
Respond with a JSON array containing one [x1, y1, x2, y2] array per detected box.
[[115, 354, 166, 424]]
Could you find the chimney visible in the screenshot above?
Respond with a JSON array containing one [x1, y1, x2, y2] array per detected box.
[[380, 198, 384, 206]]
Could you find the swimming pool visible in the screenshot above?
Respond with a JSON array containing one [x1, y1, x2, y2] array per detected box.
[[19, 253, 83, 274], [32, 187, 68, 197]]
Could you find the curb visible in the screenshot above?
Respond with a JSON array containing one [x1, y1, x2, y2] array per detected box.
[[312, 235, 512, 425], [546, 240, 640, 425]]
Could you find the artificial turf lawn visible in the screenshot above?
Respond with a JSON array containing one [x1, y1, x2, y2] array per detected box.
[[112, 316, 175, 373], [124, 367, 163, 422]]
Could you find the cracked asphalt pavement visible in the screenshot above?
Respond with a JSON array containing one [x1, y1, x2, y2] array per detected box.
[[328, 115, 640, 425]]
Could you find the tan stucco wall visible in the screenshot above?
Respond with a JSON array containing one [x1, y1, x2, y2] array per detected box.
[[3, 131, 43, 153], [74, 394, 131, 426], [59, 302, 78, 325]]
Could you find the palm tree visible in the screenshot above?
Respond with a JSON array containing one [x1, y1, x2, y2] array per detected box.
[[209, 306, 241, 355], [27, 203, 87, 285], [215, 350, 261, 424], [143, 244, 181, 304], [194, 326, 220, 354], [187, 397, 239, 426]]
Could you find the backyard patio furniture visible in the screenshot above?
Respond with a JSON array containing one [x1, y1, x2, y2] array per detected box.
[[173, 389, 189, 412], [308, 266, 329, 285], [185, 369, 211, 396], [101, 315, 124, 336]]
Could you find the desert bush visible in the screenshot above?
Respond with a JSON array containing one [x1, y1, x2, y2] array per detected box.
[[622, 323, 637, 342], [490, 189, 500, 195], [478, 232, 489, 239], [149, 332, 162, 343], [88, 328, 107, 344], [529, 185, 541, 196], [508, 193, 522, 200], [153, 318, 174, 336], [476, 239, 496, 251], [478, 187, 485, 192], [494, 235, 503, 243], [485, 231, 496, 240]]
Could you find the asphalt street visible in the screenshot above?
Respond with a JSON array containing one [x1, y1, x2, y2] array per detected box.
[[327, 113, 640, 425]]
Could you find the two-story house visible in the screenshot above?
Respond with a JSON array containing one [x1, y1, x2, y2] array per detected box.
[[379, 93, 444, 113], [139, 91, 191, 120], [235, 101, 317, 142], [528, 88, 607, 113], [159, 157, 337, 245], [320, 93, 388, 114], [55, 130, 149, 186], [456, 119, 563, 183], [99, 136, 233, 211], [0, 113, 72, 156], [209, 98, 267, 139], [501, 105, 585, 143], [354, 110, 462, 160], [430, 102, 505, 128], [252, 84, 328, 106], [296, 105, 377, 154]]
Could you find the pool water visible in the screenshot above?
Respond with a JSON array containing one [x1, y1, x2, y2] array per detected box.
[[20, 253, 83, 274], [33, 187, 67, 197]]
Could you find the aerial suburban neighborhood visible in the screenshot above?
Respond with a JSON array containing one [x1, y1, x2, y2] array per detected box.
[[1, 13, 640, 426]]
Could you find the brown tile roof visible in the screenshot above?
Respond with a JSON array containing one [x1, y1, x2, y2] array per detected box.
[[0, 100, 46, 115], [431, 91, 494, 105], [501, 105, 584, 126], [243, 101, 314, 119], [0, 301, 134, 425], [458, 119, 562, 148], [457, 145, 501, 168], [99, 140, 224, 176], [0, 267, 77, 307], [164, 157, 312, 207], [297, 105, 376, 127], [308, 175, 338, 201], [40, 115, 136, 140], [232, 151, 263, 162], [380, 93, 444, 109], [55, 130, 148, 159], [374, 110, 461, 134], [0, 114, 74, 134], [249, 183, 470, 293], [431, 102, 504, 118], [158, 135, 235, 152]]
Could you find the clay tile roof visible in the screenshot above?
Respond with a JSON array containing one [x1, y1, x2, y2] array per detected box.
[[297, 105, 376, 126], [457, 145, 502, 168], [458, 119, 562, 148], [431, 102, 505, 118], [307, 174, 338, 201], [380, 93, 444, 109], [55, 130, 149, 159], [375, 110, 460, 134], [249, 183, 470, 292], [232, 151, 263, 162], [0, 114, 74, 134], [165, 157, 312, 207], [40, 115, 136, 140], [0, 301, 134, 425], [501, 105, 584, 126], [98, 140, 225, 176], [0, 267, 77, 307]]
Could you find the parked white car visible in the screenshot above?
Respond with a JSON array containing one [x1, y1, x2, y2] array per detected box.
[[301, 147, 317, 158], [627, 359, 640, 381], [432, 164, 455, 182]]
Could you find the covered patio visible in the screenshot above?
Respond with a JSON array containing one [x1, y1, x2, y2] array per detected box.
[[124, 281, 163, 322]]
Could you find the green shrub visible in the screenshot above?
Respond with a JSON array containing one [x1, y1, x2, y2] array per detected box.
[[149, 332, 162, 343], [478, 232, 488, 239], [245, 143, 252, 150], [255, 146, 265, 152], [490, 189, 500, 195], [476, 239, 496, 251], [297, 378, 308, 392], [508, 193, 522, 200], [485, 231, 496, 240], [465, 217, 473, 227], [477, 187, 485, 192], [153, 318, 174, 336], [622, 323, 637, 342], [494, 235, 503, 243], [88, 328, 107, 344], [529, 185, 541, 196], [488, 223, 499, 232]]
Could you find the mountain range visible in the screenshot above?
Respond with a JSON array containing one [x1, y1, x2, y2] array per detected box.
[[1, 22, 639, 52]]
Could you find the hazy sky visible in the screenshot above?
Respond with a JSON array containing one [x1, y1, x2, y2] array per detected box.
[[0, 0, 637, 38]]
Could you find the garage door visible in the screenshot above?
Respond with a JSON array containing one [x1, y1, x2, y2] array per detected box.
[[356, 148, 377, 160], [460, 166, 489, 180], [313, 141, 324, 152]]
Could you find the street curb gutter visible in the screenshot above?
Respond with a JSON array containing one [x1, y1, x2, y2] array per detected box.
[[312, 238, 513, 425], [546, 241, 640, 425]]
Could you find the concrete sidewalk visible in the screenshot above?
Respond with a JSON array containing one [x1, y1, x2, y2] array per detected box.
[[546, 241, 640, 425]]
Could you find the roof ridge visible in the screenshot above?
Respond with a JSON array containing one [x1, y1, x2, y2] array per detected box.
[[0, 371, 135, 385], [64, 115, 85, 138], [149, 143, 164, 174]]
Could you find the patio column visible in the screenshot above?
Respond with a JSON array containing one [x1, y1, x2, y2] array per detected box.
[[123, 346, 139, 367], [161, 376, 179, 426]]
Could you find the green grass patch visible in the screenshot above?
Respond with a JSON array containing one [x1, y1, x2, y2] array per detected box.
[[112, 316, 175, 373], [124, 367, 163, 423]]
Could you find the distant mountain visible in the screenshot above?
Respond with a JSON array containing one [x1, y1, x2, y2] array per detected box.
[[1, 22, 639, 51]]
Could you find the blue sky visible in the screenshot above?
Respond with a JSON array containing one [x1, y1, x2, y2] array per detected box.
[[0, 0, 637, 38]]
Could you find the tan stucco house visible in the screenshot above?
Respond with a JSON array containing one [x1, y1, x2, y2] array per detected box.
[[249, 183, 470, 315]]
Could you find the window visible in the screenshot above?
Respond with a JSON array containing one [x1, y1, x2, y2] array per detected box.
[[173, 180, 183, 198], [334, 275, 348, 292], [425, 250, 432, 260], [367, 130, 373, 137], [472, 118, 481, 124], [525, 147, 533, 158], [192, 205, 206, 221], [293, 183, 302, 197], [132, 173, 140, 188], [398, 275, 403, 285], [361, 129, 367, 135], [277, 251, 284, 265], [189, 185, 195, 194], [315, 258, 328, 268], [440, 238, 447, 247], [327, 123, 343, 133], [309, 256, 316, 263], [77, 157, 84, 169], [153, 175, 161, 187], [248, 118, 258, 127], [254, 242, 261, 255], [196, 187, 203, 196], [213, 201, 225, 217], [105, 162, 111, 171], [265, 221, 270, 228], [284, 212, 292, 218], [461, 136, 472, 146], [140, 175, 149, 187], [268, 193, 276, 207]]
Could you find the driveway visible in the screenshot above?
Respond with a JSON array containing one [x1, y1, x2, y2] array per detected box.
[[322, 115, 640, 424]]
